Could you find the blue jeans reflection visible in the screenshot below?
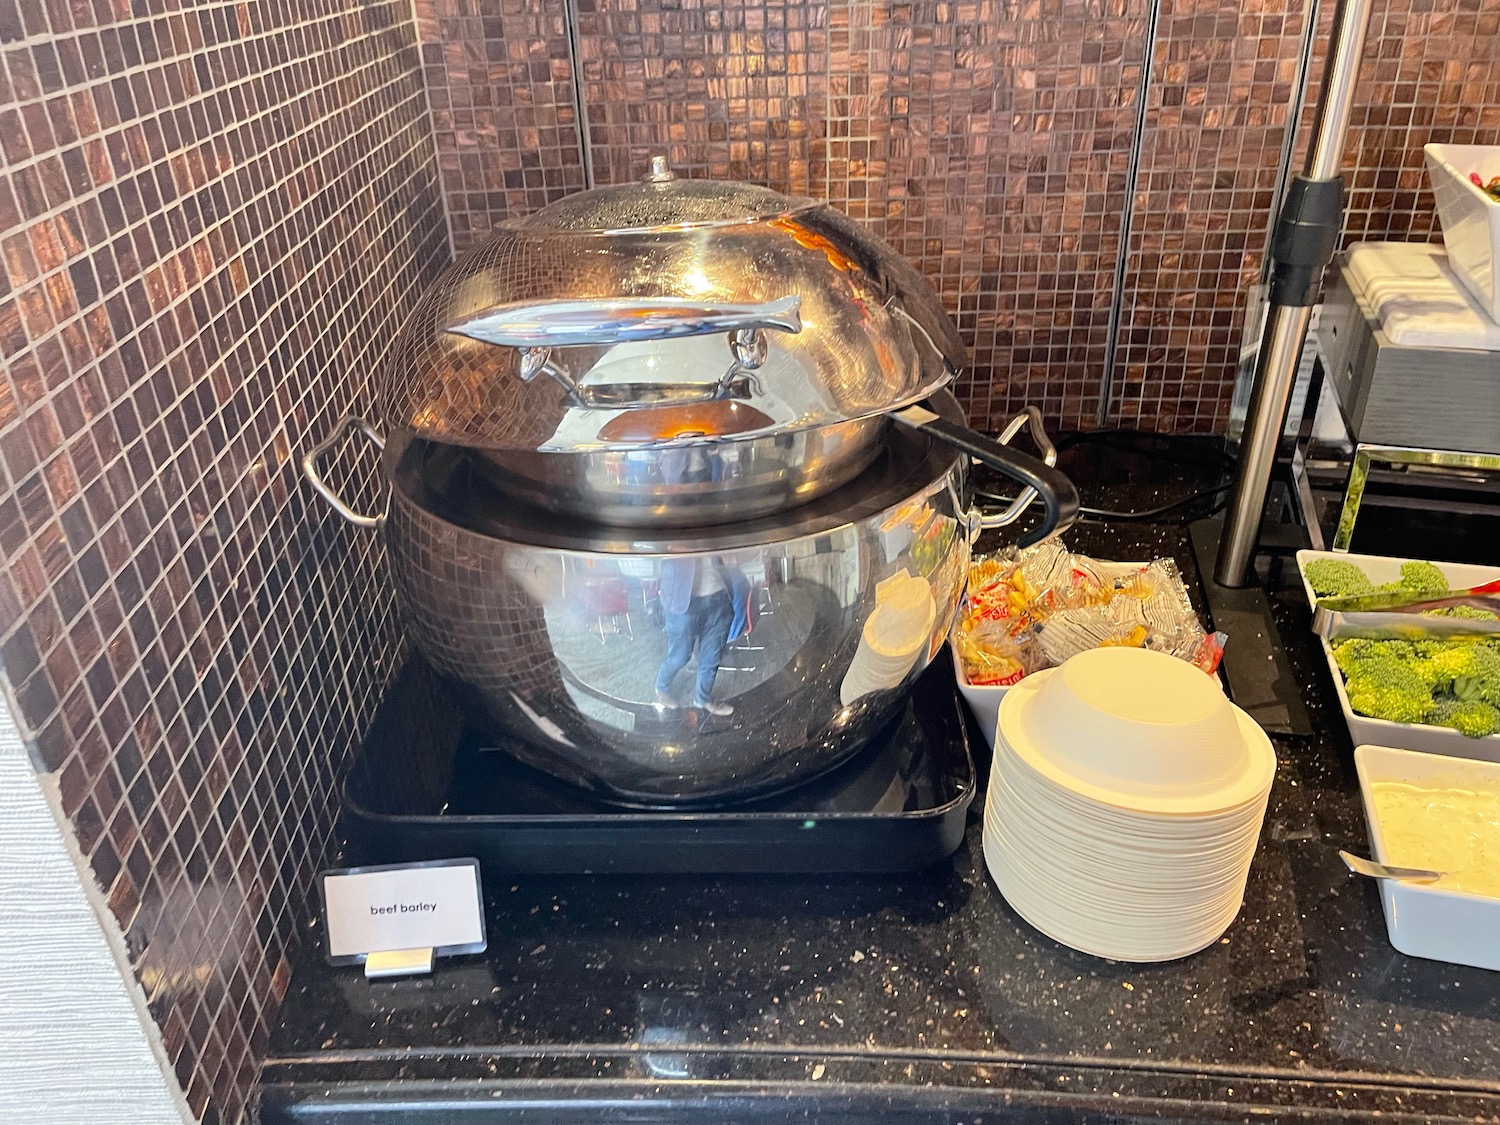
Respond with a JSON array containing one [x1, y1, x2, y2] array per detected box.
[[654, 555, 739, 715], [654, 591, 735, 712]]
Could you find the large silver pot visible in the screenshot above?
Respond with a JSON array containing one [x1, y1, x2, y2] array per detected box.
[[376, 160, 1065, 529], [304, 396, 1057, 805]]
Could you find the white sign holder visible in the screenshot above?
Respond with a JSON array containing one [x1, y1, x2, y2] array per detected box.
[[319, 857, 486, 979]]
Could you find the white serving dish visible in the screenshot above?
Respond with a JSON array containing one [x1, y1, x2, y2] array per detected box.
[[1354, 744, 1500, 972], [951, 642, 1009, 748], [1424, 142, 1500, 323], [1295, 550, 1500, 763]]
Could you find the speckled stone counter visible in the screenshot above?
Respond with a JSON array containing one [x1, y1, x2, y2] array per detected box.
[[256, 455, 1500, 1124]]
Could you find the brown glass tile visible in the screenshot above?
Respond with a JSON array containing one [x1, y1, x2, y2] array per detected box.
[[411, 0, 587, 250], [0, 0, 450, 1121], [5, 4, 1498, 1122]]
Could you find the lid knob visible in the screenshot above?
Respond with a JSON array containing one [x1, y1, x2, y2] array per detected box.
[[645, 155, 676, 184]]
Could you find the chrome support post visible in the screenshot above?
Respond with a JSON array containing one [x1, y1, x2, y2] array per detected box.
[[1214, 0, 1375, 587]]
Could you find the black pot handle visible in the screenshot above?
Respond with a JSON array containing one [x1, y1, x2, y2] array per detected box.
[[892, 403, 1080, 547]]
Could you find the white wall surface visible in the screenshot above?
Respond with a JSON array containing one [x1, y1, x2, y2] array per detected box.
[[0, 695, 189, 1124]]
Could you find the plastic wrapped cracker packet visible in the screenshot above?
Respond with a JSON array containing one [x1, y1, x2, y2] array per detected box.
[[957, 539, 1225, 685], [1116, 558, 1196, 617], [955, 617, 1046, 686], [1037, 599, 1151, 665], [1013, 539, 1077, 616]]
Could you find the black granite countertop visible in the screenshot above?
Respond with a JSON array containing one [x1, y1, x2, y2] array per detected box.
[[257, 441, 1500, 1123]]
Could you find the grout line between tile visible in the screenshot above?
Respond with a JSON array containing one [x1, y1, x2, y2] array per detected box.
[[406, 0, 457, 260], [562, 0, 595, 190], [1095, 0, 1164, 430]]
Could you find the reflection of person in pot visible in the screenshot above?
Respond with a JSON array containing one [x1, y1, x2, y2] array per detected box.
[[655, 556, 737, 717], [658, 445, 722, 485]]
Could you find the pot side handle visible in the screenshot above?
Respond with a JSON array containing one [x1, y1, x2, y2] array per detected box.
[[972, 406, 1058, 532], [892, 403, 1080, 548], [301, 415, 387, 529]]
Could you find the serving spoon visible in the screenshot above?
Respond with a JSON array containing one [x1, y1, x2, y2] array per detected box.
[[1339, 849, 1444, 884]]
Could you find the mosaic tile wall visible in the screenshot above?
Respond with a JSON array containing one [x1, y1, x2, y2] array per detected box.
[[413, 0, 587, 248], [415, 0, 1500, 433], [814, 0, 1148, 432], [0, 0, 449, 1121], [1106, 0, 1311, 430], [1109, 0, 1500, 429], [1335, 0, 1500, 246], [577, 0, 827, 195]]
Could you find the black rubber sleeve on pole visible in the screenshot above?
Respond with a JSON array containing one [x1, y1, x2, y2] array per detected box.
[[1267, 175, 1345, 307]]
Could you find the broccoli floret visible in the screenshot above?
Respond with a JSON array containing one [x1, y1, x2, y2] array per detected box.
[[1346, 679, 1435, 725], [1411, 644, 1479, 694], [1332, 637, 1379, 675], [1342, 642, 1435, 724], [1349, 652, 1428, 695], [1431, 699, 1500, 739], [1305, 558, 1375, 597], [1333, 638, 1417, 678], [1453, 644, 1500, 707], [1422, 605, 1500, 621], [1399, 560, 1449, 594]]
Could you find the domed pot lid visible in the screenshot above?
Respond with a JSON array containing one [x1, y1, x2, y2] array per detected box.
[[379, 158, 966, 452]]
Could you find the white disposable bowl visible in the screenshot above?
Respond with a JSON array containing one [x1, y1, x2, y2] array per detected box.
[[1000, 655, 1275, 814], [985, 750, 1264, 893], [1354, 744, 1500, 972], [982, 832, 1247, 962], [1424, 142, 1500, 322], [981, 671, 1272, 962], [1023, 649, 1246, 799]]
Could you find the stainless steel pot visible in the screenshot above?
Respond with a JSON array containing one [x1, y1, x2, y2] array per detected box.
[[375, 160, 1075, 529], [466, 413, 888, 529], [304, 395, 1060, 805]]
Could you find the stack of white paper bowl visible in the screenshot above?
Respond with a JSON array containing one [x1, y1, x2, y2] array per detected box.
[[982, 646, 1276, 962]]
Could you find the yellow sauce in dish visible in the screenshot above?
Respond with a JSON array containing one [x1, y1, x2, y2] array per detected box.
[[1370, 780, 1500, 898]]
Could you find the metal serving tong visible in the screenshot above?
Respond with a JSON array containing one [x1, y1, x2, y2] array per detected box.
[[1314, 579, 1500, 640]]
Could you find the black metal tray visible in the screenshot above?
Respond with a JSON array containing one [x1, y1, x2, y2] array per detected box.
[[341, 658, 977, 874]]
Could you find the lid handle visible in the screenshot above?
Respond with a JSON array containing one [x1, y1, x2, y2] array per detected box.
[[646, 155, 676, 183], [447, 295, 802, 411], [514, 343, 767, 411], [446, 295, 802, 351]]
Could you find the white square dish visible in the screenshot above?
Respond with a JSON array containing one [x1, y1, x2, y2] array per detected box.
[[950, 642, 1010, 748], [1295, 549, 1500, 763], [1424, 142, 1500, 323], [1354, 744, 1500, 972]]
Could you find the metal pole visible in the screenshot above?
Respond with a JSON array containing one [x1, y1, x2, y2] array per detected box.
[[1214, 0, 1375, 587]]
